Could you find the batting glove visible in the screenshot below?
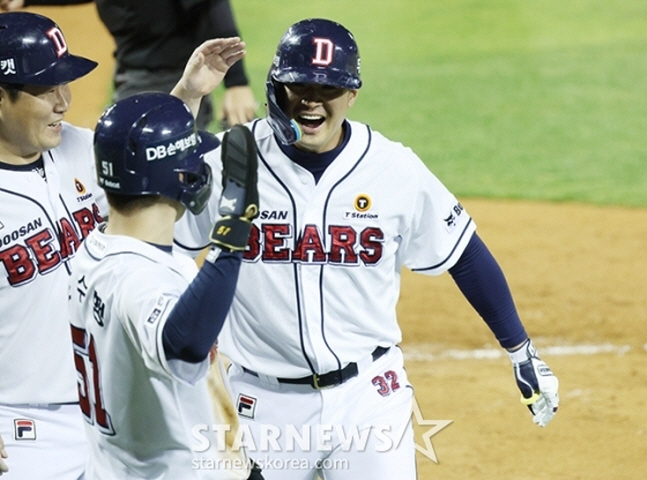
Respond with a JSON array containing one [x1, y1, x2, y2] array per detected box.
[[209, 125, 259, 253], [508, 338, 559, 427]]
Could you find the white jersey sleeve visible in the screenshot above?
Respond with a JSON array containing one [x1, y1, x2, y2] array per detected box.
[[382, 133, 475, 275]]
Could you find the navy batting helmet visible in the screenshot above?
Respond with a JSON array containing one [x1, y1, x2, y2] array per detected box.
[[266, 18, 362, 145], [0, 12, 97, 86], [94, 93, 217, 215]]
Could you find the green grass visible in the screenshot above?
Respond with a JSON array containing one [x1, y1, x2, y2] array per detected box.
[[227, 0, 647, 207]]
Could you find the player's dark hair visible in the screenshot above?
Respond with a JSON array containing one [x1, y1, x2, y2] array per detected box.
[[105, 192, 162, 214], [0, 82, 23, 102]]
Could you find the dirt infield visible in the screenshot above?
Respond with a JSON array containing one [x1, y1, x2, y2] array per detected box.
[[40, 5, 647, 479], [403, 199, 647, 479]]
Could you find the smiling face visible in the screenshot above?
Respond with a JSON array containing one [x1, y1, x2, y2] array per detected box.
[[282, 83, 358, 153], [0, 83, 71, 165]]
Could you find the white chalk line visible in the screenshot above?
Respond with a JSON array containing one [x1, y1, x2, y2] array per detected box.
[[403, 343, 645, 361]]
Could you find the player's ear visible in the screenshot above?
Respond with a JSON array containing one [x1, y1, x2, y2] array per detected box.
[[347, 89, 358, 107]]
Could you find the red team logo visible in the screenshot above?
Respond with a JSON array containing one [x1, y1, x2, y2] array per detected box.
[[0, 205, 103, 286], [243, 223, 384, 266]]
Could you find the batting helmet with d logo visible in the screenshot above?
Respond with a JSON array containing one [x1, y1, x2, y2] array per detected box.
[[266, 18, 362, 145], [0, 12, 97, 86]]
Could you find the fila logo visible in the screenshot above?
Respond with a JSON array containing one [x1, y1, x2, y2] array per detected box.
[[312, 38, 334, 66], [14, 418, 36, 441], [46, 27, 68, 58], [237, 394, 257, 419]]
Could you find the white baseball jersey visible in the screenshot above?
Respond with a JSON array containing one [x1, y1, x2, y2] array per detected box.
[[174, 118, 476, 378], [0, 122, 107, 404], [68, 229, 249, 479]]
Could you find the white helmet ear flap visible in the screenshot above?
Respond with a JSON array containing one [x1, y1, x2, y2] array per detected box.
[[265, 79, 302, 145]]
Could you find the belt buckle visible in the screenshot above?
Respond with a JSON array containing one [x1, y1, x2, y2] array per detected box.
[[312, 373, 334, 390]]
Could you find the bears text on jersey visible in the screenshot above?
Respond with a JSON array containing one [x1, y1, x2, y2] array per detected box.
[[244, 223, 384, 265], [0, 203, 103, 286]]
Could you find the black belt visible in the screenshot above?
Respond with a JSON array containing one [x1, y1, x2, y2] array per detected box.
[[242, 346, 390, 390]]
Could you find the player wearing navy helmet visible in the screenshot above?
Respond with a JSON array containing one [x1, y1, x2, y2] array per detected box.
[[265, 18, 361, 146], [175, 18, 559, 479], [0, 11, 104, 478], [0, 10, 246, 477], [69, 92, 262, 479]]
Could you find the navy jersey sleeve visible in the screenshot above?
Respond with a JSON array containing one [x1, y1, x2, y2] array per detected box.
[[209, 0, 249, 87]]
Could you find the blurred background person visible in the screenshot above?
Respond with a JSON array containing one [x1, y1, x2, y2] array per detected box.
[[0, 0, 258, 130]]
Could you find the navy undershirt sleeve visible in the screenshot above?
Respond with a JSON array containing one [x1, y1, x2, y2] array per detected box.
[[162, 250, 242, 363], [209, 0, 249, 88], [448, 233, 528, 349]]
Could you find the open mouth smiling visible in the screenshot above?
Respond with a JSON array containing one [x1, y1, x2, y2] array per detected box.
[[297, 113, 325, 129]]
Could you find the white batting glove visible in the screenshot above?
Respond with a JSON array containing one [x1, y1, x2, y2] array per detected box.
[[508, 338, 559, 427]]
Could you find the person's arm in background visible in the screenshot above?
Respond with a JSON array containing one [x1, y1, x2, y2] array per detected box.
[[209, 0, 257, 126], [170, 37, 246, 119]]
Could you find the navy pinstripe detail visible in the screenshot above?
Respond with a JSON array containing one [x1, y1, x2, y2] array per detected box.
[[257, 123, 317, 375], [172, 238, 208, 253], [411, 217, 474, 272], [319, 124, 373, 369]]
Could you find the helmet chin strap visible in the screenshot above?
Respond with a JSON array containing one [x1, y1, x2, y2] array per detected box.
[[265, 80, 302, 145]]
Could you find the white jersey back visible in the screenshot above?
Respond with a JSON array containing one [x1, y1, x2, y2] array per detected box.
[[0, 123, 107, 404], [69, 229, 244, 479], [174, 119, 476, 378]]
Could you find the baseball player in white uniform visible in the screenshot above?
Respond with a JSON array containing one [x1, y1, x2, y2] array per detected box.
[[0, 10, 252, 477], [68, 92, 263, 479], [0, 12, 106, 479], [174, 19, 560, 480]]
